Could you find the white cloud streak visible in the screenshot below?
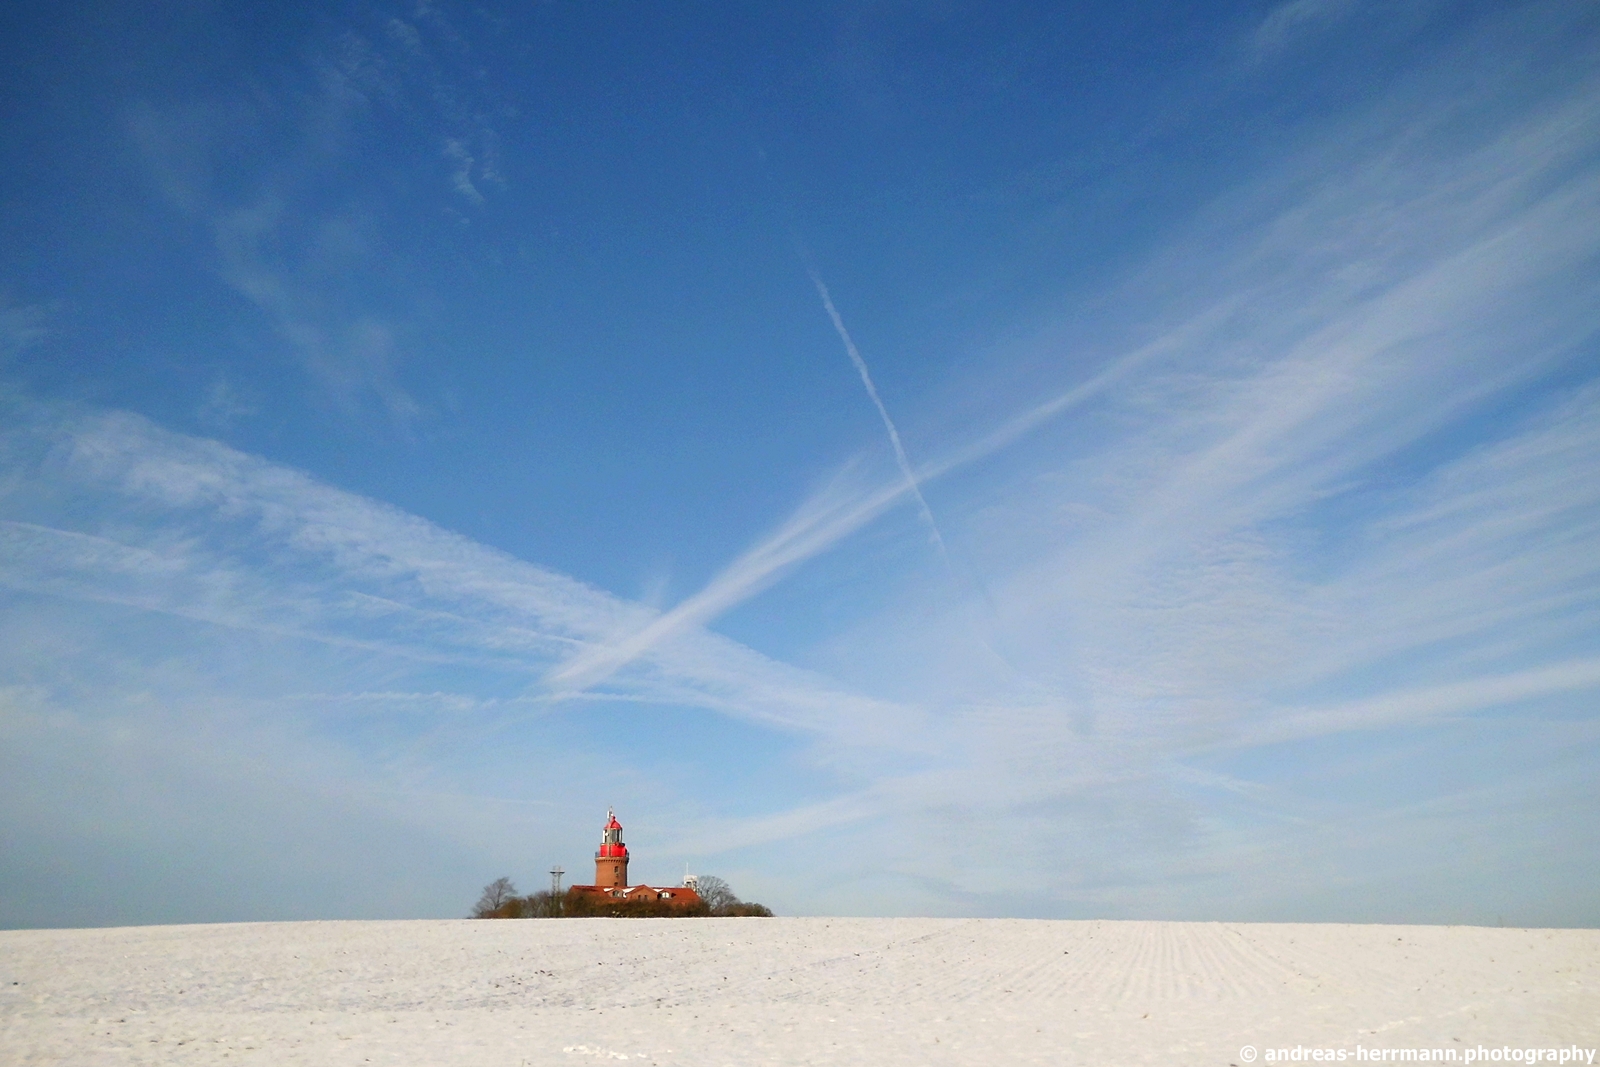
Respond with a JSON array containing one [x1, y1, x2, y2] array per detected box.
[[629, 38, 1600, 903], [806, 270, 949, 557], [544, 283, 1229, 693], [6, 6, 1599, 923], [1249, 0, 1359, 59], [556, 52, 1600, 710], [0, 297, 50, 363], [0, 403, 923, 753], [123, 8, 506, 427], [1232, 657, 1600, 747]]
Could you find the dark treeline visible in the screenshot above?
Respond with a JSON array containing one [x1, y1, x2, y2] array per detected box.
[[470, 876, 772, 919]]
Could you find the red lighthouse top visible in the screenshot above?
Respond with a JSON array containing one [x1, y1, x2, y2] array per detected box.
[[597, 808, 628, 859]]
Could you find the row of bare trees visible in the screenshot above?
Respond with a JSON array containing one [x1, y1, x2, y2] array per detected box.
[[470, 876, 772, 919], [678, 875, 774, 917]]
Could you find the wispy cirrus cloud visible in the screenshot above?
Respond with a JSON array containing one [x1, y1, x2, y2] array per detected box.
[[0, 401, 921, 748], [629, 26, 1600, 915], [5, 2, 1598, 927], [552, 55, 1600, 710], [0, 297, 50, 365], [123, 3, 505, 427], [1248, 0, 1360, 59], [0, 393, 936, 922], [1231, 656, 1600, 747]]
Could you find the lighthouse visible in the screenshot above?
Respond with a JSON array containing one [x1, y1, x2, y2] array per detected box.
[[567, 808, 702, 911], [594, 808, 629, 888]]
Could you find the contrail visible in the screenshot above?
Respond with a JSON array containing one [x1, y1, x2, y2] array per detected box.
[[806, 268, 949, 557], [546, 299, 1209, 694], [804, 270, 1026, 677]]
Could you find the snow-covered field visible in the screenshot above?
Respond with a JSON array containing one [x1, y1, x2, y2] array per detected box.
[[2, 918, 1596, 1065]]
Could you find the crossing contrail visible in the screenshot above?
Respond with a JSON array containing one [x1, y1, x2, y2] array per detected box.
[[806, 269, 949, 558], [545, 281, 1196, 694]]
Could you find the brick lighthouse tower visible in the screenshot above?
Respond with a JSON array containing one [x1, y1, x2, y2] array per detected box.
[[568, 808, 701, 911], [594, 808, 629, 888]]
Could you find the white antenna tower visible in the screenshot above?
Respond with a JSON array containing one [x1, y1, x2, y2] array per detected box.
[[550, 866, 565, 896], [683, 863, 698, 890]]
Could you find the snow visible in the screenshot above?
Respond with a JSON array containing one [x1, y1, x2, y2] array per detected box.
[[2, 918, 1596, 1065]]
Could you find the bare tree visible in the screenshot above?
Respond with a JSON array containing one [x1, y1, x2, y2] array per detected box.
[[694, 875, 738, 915], [521, 890, 562, 917], [471, 876, 519, 918]]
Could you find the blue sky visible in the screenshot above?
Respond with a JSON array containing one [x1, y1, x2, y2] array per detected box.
[[2, 0, 1598, 927]]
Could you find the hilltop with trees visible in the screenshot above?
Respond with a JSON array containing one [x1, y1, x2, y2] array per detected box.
[[470, 876, 772, 919]]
